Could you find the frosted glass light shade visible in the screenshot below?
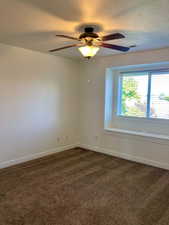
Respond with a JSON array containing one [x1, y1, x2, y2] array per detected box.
[[78, 46, 99, 58]]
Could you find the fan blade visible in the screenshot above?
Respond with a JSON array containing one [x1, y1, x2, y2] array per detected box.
[[102, 33, 125, 41], [101, 43, 130, 52], [49, 44, 78, 52], [56, 34, 79, 41]]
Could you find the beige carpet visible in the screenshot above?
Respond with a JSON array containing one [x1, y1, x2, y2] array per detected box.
[[0, 148, 169, 225]]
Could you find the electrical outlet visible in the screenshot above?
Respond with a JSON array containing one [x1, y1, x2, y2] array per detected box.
[[65, 136, 69, 140], [94, 136, 98, 140]]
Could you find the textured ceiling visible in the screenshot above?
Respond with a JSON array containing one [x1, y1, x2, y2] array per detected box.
[[0, 0, 169, 58]]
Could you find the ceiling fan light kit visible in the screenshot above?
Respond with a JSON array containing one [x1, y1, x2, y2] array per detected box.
[[49, 26, 132, 59], [78, 45, 100, 59]]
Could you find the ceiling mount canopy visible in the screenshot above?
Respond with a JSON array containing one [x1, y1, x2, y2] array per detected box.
[[84, 27, 94, 33]]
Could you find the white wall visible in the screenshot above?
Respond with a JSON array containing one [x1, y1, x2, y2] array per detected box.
[[0, 43, 80, 168], [79, 48, 169, 170], [1, 44, 169, 170]]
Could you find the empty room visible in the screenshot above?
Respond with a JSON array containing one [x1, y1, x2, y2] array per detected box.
[[0, 0, 169, 224]]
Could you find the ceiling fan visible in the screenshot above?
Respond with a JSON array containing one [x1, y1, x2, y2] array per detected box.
[[49, 27, 131, 59]]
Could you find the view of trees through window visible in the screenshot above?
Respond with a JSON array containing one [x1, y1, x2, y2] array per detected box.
[[119, 72, 169, 119]]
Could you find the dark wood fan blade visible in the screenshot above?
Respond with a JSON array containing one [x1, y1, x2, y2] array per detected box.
[[49, 44, 78, 52], [56, 35, 79, 41], [101, 43, 130, 52], [102, 33, 125, 41]]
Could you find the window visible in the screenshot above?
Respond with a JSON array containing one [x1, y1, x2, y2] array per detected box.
[[118, 70, 169, 120], [104, 63, 169, 138]]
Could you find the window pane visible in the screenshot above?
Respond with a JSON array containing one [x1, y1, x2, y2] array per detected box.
[[120, 75, 148, 117], [150, 73, 169, 119]]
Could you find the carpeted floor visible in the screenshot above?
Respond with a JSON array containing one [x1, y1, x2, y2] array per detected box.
[[0, 148, 169, 225]]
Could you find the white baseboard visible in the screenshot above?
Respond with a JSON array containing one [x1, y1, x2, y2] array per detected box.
[[78, 144, 169, 170], [1, 142, 169, 171], [0, 144, 78, 169]]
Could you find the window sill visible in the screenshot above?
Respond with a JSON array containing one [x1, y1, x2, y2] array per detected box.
[[104, 128, 169, 141], [117, 115, 169, 122]]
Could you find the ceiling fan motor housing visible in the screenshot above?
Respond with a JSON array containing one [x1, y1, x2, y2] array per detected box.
[[79, 27, 99, 39]]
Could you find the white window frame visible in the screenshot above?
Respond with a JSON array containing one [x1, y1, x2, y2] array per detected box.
[[117, 69, 169, 120]]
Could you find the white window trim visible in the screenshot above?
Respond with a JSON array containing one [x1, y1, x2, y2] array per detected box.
[[105, 127, 169, 141], [117, 70, 169, 120], [104, 62, 169, 141]]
